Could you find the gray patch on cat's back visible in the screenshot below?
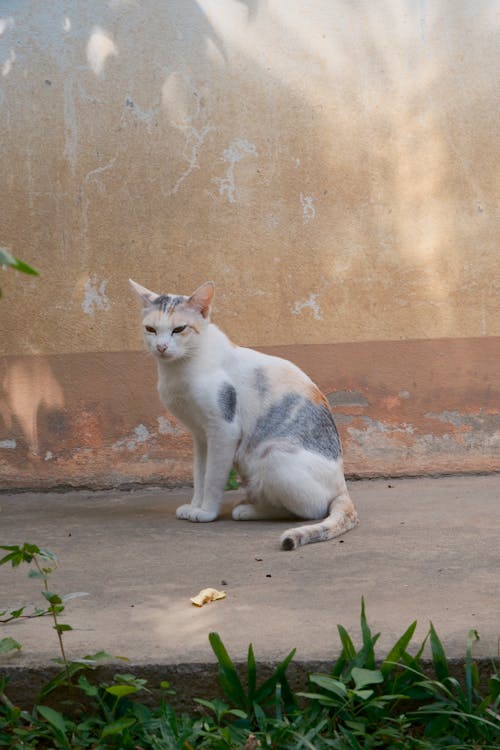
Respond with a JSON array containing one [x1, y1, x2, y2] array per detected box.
[[249, 393, 302, 447], [218, 383, 237, 422], [299, 399, 342, 459], [153, 295, 184, 314], [249, 392, 341, 460]]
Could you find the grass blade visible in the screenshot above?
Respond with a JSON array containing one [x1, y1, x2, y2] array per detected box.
[[429, 622, 449, 682], [381, 620, 417, 677], [247, 643, 256, 706], [465, 629, 480, 711], [253, 648, 296, 705], [337, 624, 356, 660], [360, 597, 377, 668], [209, 632, 247, 710]]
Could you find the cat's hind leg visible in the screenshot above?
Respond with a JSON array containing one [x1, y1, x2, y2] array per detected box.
[[232, 500, 291, 521]]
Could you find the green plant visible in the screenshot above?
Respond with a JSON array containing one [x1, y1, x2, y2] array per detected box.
[[0, 543, 88, 685], [0, 246, 38, 298], [199, 632, 297, 724], [225, 467, 240, 491], [297, 598, 499, 748]]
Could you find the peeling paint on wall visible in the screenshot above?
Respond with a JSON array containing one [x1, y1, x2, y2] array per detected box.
[[124, 96, 155, 130], [292, 293, 322, 320], [212, 138, 258, 203], [300, 193, 316, 223], [0, 438, 16, 449], [82, 275, 111, 315], [161, 72, 215, 195], [157, 415, 183, 436], [113, 424, 151, 452]]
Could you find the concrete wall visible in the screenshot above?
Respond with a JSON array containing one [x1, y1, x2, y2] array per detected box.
[[1, 1, 498, 489]]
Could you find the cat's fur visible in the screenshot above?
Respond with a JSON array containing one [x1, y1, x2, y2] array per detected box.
[[130, 280, 359, 549]]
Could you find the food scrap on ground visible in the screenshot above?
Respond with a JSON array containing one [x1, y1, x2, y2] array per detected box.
[[190, 587, 227, 607]]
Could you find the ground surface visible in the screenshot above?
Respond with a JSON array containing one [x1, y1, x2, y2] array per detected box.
[[1, 476, 499, 703]]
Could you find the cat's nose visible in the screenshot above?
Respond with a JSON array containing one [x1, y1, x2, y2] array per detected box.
[[156, 343, 168, 354]]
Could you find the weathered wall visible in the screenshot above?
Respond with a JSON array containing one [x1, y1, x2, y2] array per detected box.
[[0, 1, 499, 488]]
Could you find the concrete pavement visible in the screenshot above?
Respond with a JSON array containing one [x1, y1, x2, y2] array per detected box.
[[1, 475, 499, 705]]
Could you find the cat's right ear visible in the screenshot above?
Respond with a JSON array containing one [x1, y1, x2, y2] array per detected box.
[[129, 279, 158, 308]]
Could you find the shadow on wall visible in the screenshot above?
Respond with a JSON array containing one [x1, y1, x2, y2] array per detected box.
[[0, 358, 64, 456]]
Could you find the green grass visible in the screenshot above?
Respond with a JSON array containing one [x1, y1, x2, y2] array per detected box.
[[1, 598, 498, 749]]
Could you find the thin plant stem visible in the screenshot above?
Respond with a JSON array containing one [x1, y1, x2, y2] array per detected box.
[[33, 556, 71, 687]]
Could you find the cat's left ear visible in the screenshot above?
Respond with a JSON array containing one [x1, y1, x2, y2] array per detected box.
[[188, 281, 215, 319], [129, 279, 158, 307]]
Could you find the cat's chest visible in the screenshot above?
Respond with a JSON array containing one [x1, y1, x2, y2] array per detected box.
[[157, 373, 206, 427]]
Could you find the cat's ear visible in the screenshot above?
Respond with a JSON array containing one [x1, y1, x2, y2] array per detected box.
[[129, 279, 158, 307], [188, 281, 215, 319]]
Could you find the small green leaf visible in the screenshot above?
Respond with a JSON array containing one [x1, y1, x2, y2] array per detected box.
[[0, 248, 38, 276], [101, 717, 136, 736], [351, 667, 384, 690], [488, 674, 500, 701], [77, 675, 99, 696], [53, 624, 73, 633], [0, 551, 23, 567], [352, 688, 374, 700], [38, 548, 57, 562], [0, 248, 16, 267], [28, 570, 48, 580], [42, 591, 62, 605], [9, 607, 26, 618], [37, 705, 68, 737], [105, 684, 139, 697], [309, 674, 348, 698], [345, 720, 366, 732], [225, 468, 240, 490], [297, 691, 340, 706], [0, 637, 22, 654]]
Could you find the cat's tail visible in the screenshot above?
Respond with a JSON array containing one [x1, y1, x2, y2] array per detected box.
[[280, 490, 359, 550]]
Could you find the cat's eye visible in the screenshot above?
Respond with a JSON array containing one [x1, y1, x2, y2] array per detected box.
[[172, 325, 187, 334], [145, 325, 157, 334]]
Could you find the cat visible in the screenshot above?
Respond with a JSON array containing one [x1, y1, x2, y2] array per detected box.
[[130, 280, 359, 549]]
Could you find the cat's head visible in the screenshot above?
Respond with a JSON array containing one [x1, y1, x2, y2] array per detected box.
[[129, 280, 214, 362]]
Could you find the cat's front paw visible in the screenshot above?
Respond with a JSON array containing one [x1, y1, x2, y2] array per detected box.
[[176, 504, 218, 522]]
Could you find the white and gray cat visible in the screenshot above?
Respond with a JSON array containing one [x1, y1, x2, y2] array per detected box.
[[130, 280, 359, 549]]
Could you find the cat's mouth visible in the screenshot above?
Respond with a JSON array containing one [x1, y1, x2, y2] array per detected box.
[[155, 350, 178, 361]]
